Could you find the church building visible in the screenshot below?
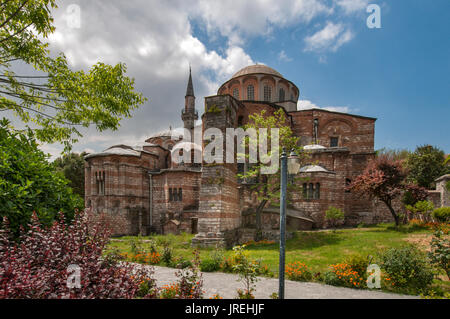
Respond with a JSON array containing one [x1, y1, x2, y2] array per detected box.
[[84, 64, 395, 246]]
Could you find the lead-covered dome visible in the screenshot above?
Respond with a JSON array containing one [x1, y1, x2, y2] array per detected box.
[[232, 64, 284, 79]]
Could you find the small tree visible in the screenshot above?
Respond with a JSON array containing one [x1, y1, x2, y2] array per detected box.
[[232, 245, 259, 299], [325, 206, 345, 231], [237, 109, 308, 237], [406, 145, 449, 189], [348, 155, 407, 226]]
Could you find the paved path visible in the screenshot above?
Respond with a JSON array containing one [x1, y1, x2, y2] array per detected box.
[[138, 265, 418, 299]]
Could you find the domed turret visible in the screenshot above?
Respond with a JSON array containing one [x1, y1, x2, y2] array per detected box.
[[217, 64, 299, 112]]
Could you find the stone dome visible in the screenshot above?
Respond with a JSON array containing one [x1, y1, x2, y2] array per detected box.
[[232, 64, 284, 79]]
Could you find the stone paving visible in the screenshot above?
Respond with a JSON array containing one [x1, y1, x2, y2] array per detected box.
[[142, 265, 418, 299]]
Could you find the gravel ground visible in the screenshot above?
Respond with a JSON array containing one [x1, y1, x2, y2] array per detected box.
[[136, 264, 418, 299]]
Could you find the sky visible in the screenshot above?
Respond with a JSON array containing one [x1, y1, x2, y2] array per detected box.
[[11, 0, 450, 157]]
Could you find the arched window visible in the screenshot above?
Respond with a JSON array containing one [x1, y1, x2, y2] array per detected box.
[[264, 85, 271, 102], [178, 188, 183, 201], [233, 88, 239, 99], [303, 183, 307, 199], [247, 85, 254, 100], [173, 188, 178, 201], [95, 171, 105, 195], [315, 183, 320, 199], [308, 183, 314, 199], [279, 88, 285, 101]]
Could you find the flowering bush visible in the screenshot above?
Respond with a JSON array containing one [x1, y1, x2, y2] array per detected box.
[[285, 261, 312, 282], [122, 251, 161, 265], [159, 250, 204, 299], [159, 283, 180, 299], [324, 263, 365, 289], [378, 246, 434, 294], [0, 210, 153, 299]]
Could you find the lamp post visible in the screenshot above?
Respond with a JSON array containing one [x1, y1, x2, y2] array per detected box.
[[279, 148, 301, 299]]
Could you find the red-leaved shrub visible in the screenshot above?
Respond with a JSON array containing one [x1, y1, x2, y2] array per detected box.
[[0, 210, 154, 299]]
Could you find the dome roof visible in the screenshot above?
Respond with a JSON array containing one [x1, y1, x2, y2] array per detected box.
[[304, 144, 326, 150], [299, 165, 334, 174], [232, 64, 283, 79]]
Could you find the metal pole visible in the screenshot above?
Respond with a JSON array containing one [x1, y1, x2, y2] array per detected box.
[[279, 148, 287, 299]]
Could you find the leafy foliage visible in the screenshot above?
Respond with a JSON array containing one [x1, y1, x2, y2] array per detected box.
[[428, 230, 450, 279], [406, 145, 449, 189], [0, 210, 153, 298], [325, 206, 345, 229], [238, 109, 308, 234], [378, 246, 434, 294], [231, 245, 259, 299], [405, 200, 434, 222], [52, 152, 86, 198], [402, 183, 429, 207], [0, 119, 83, 236], [432, 207, 450, 223], [0, 0, 146, 149]]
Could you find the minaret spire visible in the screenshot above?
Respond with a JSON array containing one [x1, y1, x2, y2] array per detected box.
[[181, 66, 198, 135], [186, 65, 194, 97]]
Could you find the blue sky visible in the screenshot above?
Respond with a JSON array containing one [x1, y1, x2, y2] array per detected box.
[[193, 0, 450, 153], [33, 0, 450, 156]]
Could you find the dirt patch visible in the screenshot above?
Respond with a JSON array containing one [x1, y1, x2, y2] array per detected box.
[[403, 234, 434, 252]]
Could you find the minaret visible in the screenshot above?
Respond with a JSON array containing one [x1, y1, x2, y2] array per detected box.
[[181, 67, 198, 138]]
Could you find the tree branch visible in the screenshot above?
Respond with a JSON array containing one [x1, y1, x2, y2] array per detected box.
[[0, 0, 29, 30]]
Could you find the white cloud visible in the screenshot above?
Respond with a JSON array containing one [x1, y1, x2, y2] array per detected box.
[[304, 21, 354, 52], [297, 99, 351, 113], [31, 0, 364, 156], [192, 0, 333, 45], [335, 0, 370, 14], [278, 50, 293, 62]]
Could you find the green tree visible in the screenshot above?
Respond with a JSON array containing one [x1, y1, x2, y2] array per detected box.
[[238, 109, 308, 236], [0, 119, 83, 236], [406, 145, 449, 189], [0, 1, 146, 150], [52, 152, 86, 198], [325, 206, 345, 231]]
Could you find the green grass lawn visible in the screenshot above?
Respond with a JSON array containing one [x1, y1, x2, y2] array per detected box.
[[107, 223, 433, 275]]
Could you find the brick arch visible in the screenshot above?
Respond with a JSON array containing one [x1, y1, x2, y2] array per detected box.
[[226, 79, 240, 90], [260, 75, 276, 86], [321, 118, 355, 135], [242, 76, 258, 100], [242, 75, 258, 84]]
